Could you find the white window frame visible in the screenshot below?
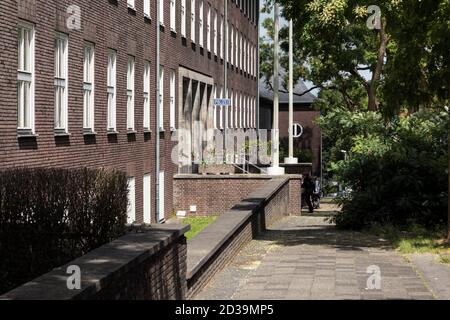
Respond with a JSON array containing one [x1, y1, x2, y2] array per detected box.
[[230, 25, 234, 66], [54, 32, 69, 133], [219, 15, 223, 59], [191, 0, 196, 43], [169, 69, 176, 131], [143, 60, 151, 130], [199, 1, 204, 47], [127, 177, 136, 224], [17, 21, 35, 133], [213, 9, 217, 55], [181, 0, 186, 37], [207, 4, 211, 51], [107, 49, 117, 131], [144, 0, 151, 18], [159, 171, 165, 221], [127, 0, 135, 10], [143, 174, 152, 224], [127, 56, 135, 131], [83, 42, 95, 132], [170, 0, 176, 31], [159, 0, 164, 25]]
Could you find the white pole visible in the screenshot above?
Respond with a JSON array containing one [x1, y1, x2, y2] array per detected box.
[[267, 2, 285, 176], [285, 19, 298, 165]]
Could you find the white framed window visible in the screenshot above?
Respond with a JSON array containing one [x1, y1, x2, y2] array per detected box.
[[240, 33, 243, 70], [239, 92, 243, 128], [143, 174, 151, 224], [234, 92, 239, 129], [17, 22, 35, 132], [54, 32, 68, 133], [127, 0, 135, 9], [219, 15, 223, 59], [219, 85, 223, 129], [213, 9, 217, 55], [235, 30, 239, 69], [207, 4, 211, 51], [159, 171, 165, 221], [159, 0, 164, 25], [230, 25, 234, 66], [144, 0, 151, 18], [127, 56, 135, 131], [143, 60, 151, 130], [159, 66, 164, 130], [191, 0, 196, 43], [169, 69, 176, 131], [181, 0, 186, 36], [170, 0, 176, 31], [199, 1, 204, 47], [230, 90, 234, 128], [127, 177, 136, 224], [83, 42, 95, 131], [107, 50, 117, 131]]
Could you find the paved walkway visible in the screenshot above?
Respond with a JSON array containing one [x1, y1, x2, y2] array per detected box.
[[194, 215, 437, 300]]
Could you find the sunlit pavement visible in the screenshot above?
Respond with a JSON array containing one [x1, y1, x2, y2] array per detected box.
[[194, 215, 436, 300]]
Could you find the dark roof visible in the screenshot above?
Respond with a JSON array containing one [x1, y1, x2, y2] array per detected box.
[[259, 74, 317, 105]]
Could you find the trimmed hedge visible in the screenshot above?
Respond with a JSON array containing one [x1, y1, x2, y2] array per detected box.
[[0, 168, 128, 295]]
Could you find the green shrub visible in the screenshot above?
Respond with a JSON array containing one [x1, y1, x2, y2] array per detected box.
[[0, 167, 128, 295], [325, 110, 448, 230]]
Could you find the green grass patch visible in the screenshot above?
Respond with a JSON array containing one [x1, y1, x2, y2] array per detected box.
[[181, 216, 218, 240], [367, 223, 450, 255], [439, 255, 450, 264]]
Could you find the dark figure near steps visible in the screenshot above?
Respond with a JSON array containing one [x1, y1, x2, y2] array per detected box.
[[302, 174, 315, 213]]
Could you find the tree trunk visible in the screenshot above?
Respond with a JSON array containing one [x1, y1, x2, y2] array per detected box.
[[368, 20, 390, 111], [448, 73, 450, 241]]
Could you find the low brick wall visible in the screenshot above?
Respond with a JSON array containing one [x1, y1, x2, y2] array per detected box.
[[186, 177, 300, 298], [174, 174, 302, 216], [0, 225, 189, 300]]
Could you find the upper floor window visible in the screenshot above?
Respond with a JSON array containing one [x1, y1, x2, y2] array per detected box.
[[191, 0, 196, 43], [207, 4, 211, 51], [181, 0, 186, 36], [17, 22, 35, 133], [107, 50, 117, 131], [199, 1, 204, 47], [54, 32, 68, 133], [83, 42, 95, 131], [169, 69, 176, 131], [143, 61, 151, 130], [159, 66, 164, 130], [127, 0, 135, 10], [144, 0, 151, 18], [170, 0, 176, 31], [127, 56, 135, 131], [213, 9, 217, 55], [159, 0, 164, 25]]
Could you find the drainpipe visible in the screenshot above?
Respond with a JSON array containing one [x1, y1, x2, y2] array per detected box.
[[156, 0, 161, 223]]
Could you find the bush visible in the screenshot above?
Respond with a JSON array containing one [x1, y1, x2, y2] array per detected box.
[[325, 110, 448, 230], [0, 167, 128, 295]]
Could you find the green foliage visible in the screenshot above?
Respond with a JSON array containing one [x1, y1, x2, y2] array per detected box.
[[324, 110, 449, 229], [0, 168, 128, 295], [181, 216, 218, 240]]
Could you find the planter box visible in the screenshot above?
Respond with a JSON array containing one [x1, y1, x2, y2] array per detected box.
[[199, 164, 235, 175]]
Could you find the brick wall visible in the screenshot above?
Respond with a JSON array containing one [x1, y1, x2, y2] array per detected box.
[[173, 175, 272, 216], [185, 177, 299, 298], [0, 225, 189, 300], [0, 0, 259, 224]]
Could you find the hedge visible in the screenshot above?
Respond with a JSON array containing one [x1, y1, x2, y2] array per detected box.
[[0, 167, 128, 295]]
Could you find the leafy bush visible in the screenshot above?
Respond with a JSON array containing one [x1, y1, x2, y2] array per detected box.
[[323, 110, 448, 230], [0, 168, 128, 295]]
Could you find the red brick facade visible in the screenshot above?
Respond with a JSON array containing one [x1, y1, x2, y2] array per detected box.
[[0, 0, 259, 223]]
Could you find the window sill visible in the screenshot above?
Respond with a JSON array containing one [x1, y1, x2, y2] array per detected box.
[[107, 130, 119, 135], [17, 132, 39, 139], [143, 128, 152, 133], [54, 132, 71, 137], [83, 130, 97, 136], [170, 127, 177, 132], [127, 130, 137, 135]]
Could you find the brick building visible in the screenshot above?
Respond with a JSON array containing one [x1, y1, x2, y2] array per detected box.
[[259, 77, 321, 176], [0, 0, 259, 224]]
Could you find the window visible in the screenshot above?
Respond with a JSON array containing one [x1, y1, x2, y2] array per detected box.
[[191, 0, 196, 43], [143, 174, 151, 224], [127, 0, 135, 9], [159, 171, 165, 221], [159, 66, 164, 130], [206, 4, 211, 51], [181, 0, 186, 36], [235, 30, 239, 69], [107, 50, 117, 131], [170, 0, 176, 30], [199, 1, 203, 47], [218, 85, 223, 129], [144, 0, 150, 18], [230, 90, 234, 128], [54, 32, 68, 133], [127, 177, 136, 224], [83, 42, 95, 131], [234, 92, 239, 128], [17, 22, 35, 133], [159, 0, 164, 25], [169, 69, 176, 130], [143, 61, 151, 130], [127, 56, 135, 131], [213, 10, 217, 55], [220, 15, 223, 59], [230, 25, 234, 66]]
